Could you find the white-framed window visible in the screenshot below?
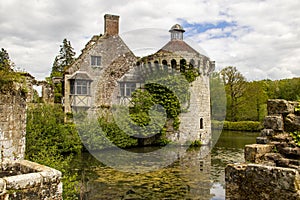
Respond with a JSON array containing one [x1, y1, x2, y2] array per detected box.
[[91, 56, 101, 66], [70, 80, 91, 95], [119, 82, 136, 97]]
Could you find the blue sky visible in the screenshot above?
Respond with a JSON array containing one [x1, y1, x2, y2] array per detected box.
[[180, 20, 238, 39], [1, 0, 300, 80]]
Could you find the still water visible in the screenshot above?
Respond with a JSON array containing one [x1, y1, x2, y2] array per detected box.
[[73, 131, 259, 200]]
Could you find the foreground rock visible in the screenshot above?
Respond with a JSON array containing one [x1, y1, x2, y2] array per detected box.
[[225, 99, 300, 199]]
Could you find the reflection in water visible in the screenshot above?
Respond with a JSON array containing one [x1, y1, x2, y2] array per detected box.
[[73, 131, 259, 200]]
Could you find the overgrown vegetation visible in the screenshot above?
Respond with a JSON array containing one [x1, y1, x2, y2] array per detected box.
[[26, 104, 82, 199], [0, 48, 25, 92], [290, 131, 300, 146]]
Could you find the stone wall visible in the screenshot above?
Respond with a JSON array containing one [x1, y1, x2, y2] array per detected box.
[[225, 99, 300, 199], [0, 90, 26, 162]]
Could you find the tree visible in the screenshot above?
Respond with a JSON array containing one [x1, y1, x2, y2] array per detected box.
[[0, 48, 13, 71], [51, 38, 75, 77], [221, 66, 246, 121], [0, 48, 21, 91], [238, 81, 268, 121], [49, 39, 76, 103]]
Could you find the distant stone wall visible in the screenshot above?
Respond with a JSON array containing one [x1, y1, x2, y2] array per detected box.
[[225, 99, 300, 199], [0, 90, 26, 162]]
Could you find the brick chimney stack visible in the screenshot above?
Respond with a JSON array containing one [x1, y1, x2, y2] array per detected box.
[[104, 14, 119, 36]]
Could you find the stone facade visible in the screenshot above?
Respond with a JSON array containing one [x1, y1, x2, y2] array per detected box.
[[225, 99, 300, 199], [63, 14, 215, 145], [64, 14, 136, 112]]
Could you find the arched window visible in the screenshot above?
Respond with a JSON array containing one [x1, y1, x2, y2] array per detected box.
[[190, 59, 195, 69], [162, 60, 168, 71], [171, 59, 177, 70], [154, 60, 159, 70], [180, 59, 186, 72], [200, 118, 204, 129]]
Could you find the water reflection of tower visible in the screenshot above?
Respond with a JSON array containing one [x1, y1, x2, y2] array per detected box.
[[179, 146, 213, 199]]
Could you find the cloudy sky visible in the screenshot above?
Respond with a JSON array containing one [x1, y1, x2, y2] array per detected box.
[[1, 0, 300, 80]]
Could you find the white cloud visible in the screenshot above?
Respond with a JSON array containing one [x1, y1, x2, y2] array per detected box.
[[0, 0, 299, 80]]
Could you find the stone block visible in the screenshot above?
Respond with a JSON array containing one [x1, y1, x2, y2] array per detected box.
[[244, 144, 273, 163], [267, 99, 295, 115], [226, 163, 300, 200], [285, 113, 300, 132], [256, 136, 269, 144], [264, 115, 284, 131], [279, 147, 300, 159], [260, 128, 274, 137]]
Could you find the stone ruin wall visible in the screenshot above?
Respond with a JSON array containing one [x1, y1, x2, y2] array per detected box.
[[0, 90, 26, 162], [225, 99, 300, 200], [0, 79, 62, 199]]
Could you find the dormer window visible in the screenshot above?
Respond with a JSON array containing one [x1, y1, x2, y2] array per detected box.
[[70, 80, 91, 95], [91, 56, 101, 66]]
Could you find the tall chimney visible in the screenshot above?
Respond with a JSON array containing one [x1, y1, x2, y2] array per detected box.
[[104, 14, 119, 36]]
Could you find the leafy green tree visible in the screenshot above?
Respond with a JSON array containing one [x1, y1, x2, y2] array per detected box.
[[238, 81, 268, 121], [221, 66, 246, 121]]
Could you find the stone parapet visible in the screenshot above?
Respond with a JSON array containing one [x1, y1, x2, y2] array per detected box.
[[0, 160, 62, 200]]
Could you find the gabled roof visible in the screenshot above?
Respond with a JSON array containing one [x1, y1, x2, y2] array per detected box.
[[157, 40, 199, 55]]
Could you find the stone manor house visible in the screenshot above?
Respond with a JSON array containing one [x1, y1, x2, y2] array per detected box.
[[63, 14, 215, 145]]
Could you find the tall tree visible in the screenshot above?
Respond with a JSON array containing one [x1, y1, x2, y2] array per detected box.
[[49, 39, 76, 103], [221, 66, 246, 121], [51, 38, 75, 77], [0, 48, 13, 71]]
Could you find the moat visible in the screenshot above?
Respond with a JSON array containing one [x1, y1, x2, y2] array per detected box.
[[71, 130, 259, 200]]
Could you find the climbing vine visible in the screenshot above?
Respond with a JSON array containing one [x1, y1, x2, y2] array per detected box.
[[129, 69, 192, 138]]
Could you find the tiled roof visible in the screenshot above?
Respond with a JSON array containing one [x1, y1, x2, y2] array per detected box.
[[69, 72, 92, 80]]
